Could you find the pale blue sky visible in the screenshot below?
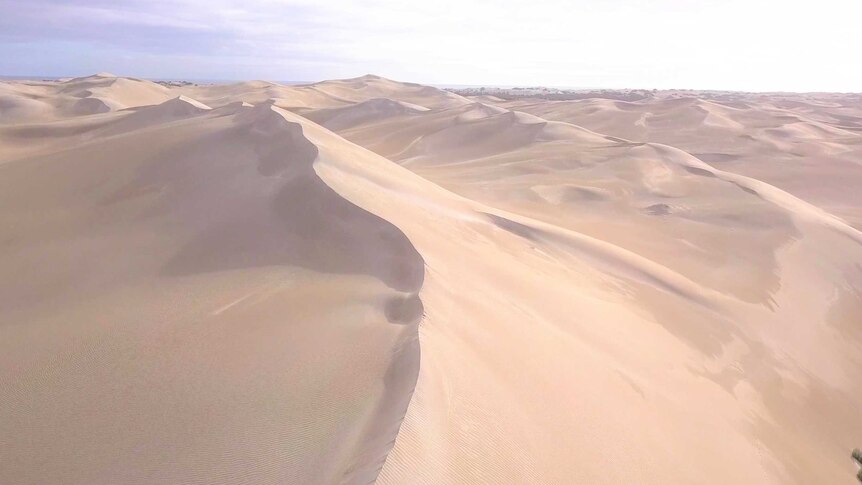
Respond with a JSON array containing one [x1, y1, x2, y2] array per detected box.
[[1, 0, 860, 91]]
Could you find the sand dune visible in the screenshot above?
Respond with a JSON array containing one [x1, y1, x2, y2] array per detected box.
[[303, 98, 429, 131], [303, 74, 472, 109], [0, 92, 425, 483], [0, 73, 174, 124], [493, 92, 862, 229], [1, 74, 861, 484]]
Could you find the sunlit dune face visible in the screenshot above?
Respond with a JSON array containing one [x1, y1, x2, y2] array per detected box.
[[1, 22, 862, 483]]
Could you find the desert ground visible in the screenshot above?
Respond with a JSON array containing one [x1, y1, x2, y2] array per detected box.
[[1, 73, 861, 484]]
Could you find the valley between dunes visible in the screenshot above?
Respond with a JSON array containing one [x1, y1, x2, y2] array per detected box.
[[1, 73, 861, 484]]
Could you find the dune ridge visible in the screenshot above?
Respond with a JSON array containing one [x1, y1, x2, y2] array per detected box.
[[1, 73, 861, 484], [0, 87, 428, 484]]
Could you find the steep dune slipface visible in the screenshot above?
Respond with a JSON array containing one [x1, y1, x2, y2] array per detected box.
[[0, 95, 214, 162], [174, 74, 471, 113], [0, 100, 425, 484], [177, 80, 353, 111], [2, 75, 862, 485], [499, 93, 862, 229], [302, 92, 862, 484], [305, 75, 472, 109], [57, 73, 174, 110], [0, 74, 175, 124], [303, 98, 429, 131]]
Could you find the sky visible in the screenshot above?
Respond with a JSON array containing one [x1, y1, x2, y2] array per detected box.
[[0, 0, 860, 91]]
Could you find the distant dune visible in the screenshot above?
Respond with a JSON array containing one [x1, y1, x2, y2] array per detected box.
[[1, 74, 861, 484]]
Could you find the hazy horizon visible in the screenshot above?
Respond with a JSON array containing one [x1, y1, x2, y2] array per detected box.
[[1, 0, 861, 92], [4, 73, 861, 95], [3, 4, 862, 483]]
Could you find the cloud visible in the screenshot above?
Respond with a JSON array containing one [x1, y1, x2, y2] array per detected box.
[[0, 0, 861, 90]]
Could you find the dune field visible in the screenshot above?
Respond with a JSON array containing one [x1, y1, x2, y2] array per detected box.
[[1, 73, 861, 484]]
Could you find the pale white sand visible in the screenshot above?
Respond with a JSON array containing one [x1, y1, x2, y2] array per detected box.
[[1, 74, 861, 484]]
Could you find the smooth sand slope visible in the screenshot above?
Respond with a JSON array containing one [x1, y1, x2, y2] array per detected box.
[[493, 93, 862, 229], [1, 74, 861, 484]]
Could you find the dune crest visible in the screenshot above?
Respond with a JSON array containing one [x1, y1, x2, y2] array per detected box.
[[0, 90, 426, 484], [1, 74, 861, 484]]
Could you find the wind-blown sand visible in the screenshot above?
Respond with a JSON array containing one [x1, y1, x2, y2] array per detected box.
[[1, 74, 860, 484]]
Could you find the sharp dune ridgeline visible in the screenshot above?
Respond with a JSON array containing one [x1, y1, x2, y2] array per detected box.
[[1, 74, 861, 484]]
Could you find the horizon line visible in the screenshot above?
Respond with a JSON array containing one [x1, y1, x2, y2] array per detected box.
[[1, 73, 860, 95]]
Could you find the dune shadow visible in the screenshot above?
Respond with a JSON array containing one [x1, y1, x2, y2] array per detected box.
[[156, 106, 426, 482], [485, 213, 539, 241], [160, 106, 425, 293], [384, 293, 424, 325], [683, 166, 717, 178]]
